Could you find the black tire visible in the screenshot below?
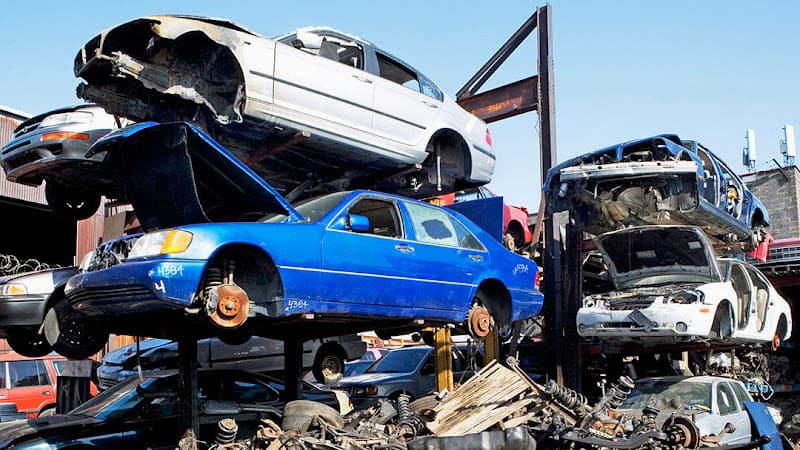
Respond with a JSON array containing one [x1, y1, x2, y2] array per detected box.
[[7, 332, 52, 358], [282, 400, 344, 432], [45, 184, 101, 221], [43, 302, 107, 359], [312, 343, 346, 384]]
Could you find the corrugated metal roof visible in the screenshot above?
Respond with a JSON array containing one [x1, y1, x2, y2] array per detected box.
[[0, 114, 46, 205], [0, 105, 30, 121]]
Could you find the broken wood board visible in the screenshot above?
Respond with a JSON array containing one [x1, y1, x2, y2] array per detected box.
[[427, 360, 532, 436]]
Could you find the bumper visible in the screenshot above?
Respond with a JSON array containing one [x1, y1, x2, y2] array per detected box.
[[96, 366, 132, 391], [0, 295, 48, 334], [65, 258, 206, 316], [576, 304, 714, 338], [1, 127, 110, 186]]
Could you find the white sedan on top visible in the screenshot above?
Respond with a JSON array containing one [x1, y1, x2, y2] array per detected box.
[[73, 17, 494, 200], [577, 226, 792, 348]]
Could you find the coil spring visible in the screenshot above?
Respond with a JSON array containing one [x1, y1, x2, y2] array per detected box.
[[206, 267, 223, 286], [602, 376, 635, 410], [544, 380, 588, 411], [395, 394, 424, 438], [214, 418, 238, 445]]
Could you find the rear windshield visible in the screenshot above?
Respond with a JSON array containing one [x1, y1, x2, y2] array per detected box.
[[367, 348, 429, 374], [620, 379, 712, 410], [601, 228, 712, 273]]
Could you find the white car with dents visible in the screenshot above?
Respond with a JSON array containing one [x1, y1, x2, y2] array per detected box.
[[577, 226, 792, 347], [74, 17, 495, 200]]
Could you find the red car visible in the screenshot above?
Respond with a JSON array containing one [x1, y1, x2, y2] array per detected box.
[[0, 352, 96, 418], [434, 186, 532, 251]]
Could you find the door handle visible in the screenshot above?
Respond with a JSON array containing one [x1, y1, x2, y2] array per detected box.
[[421, 100, 439, 109], [42, 391, 50, 395], [352, 74, 373, 84], [395, 244, 415, 253], [468, 254, 483, 262]]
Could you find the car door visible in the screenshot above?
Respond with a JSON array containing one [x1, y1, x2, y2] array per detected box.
[[5, 359, 53, 416], [400, 201, 488, 315], [715, 381, 752, 444], [273, 31, 374, 135], [320, 195, 418, 310], [728, 262, 754, 333], [743, 265, 772, 333], [371, 51, 441, 147]]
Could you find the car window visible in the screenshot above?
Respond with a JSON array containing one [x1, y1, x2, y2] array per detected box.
[[223, 377, 279, 404], [744, 265, 770, 330], [620, 379, 711, 410], [0, 363, 5, 389], [419, 73, 443, 101], [317, 34, 364, 69], [263, 191, 350, 223], [730, 382, 752, 408], [376, 52, 420, 93], [404, 202, 484, 250], [346, 198, 403, 238], [8, 360, 49, 387], [52, 360, 63, 376], [367, 348, 429, 373], [717, 383, 738, 415], [454, 189, 483, 203], [695, 147, 720, 205]]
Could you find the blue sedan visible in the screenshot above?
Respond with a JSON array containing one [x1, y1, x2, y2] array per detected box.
[[543, 134, 769, 252], [49, 122, 542, 359]]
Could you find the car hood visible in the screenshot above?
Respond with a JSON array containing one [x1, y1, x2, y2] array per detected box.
[[101, 338, 171, 366], [0, 414, 101, 447], [88, 122, 303, 231], [0, 267, 79, 294], [596, 226, 721, 289], [334, 372, 412, 386]]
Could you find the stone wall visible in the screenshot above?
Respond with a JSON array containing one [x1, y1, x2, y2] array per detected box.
[[744, 167, 800, 240]]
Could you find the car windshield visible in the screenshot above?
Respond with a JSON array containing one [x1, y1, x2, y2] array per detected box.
[[619, 379, 712, 410], [262, 191, 350, 223], [71, 374, 176, 421], [367, 348, 429, 374]]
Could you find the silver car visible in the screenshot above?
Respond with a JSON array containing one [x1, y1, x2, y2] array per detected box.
[[0, 104, 120, 219], [74, 17, 495, 199]]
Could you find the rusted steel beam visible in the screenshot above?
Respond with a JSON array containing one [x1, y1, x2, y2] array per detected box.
[[243, 130, 310, 166], [457, 11, 539, 99], [456, 76, 538, 123]]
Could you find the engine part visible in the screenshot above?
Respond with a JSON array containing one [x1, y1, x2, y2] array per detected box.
[[395, 394, 425, 440], [214, 418, 238, 445], [467, 304, 493, 338], [543, 379, 588, 416], [601, 375, 635, 411], [662, 415, 701, 449]]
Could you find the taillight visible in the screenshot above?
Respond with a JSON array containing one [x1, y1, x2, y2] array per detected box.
[[485, 128, 492, 147], [535, 270, 542, 290], [366, 386, 378, 395]]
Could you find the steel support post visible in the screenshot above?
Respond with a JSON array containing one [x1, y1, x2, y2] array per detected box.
[[178, 338, 199, 450], [562, 220, 583, 389], [283, 337, 304, 402], [434, 327, 454, 392]]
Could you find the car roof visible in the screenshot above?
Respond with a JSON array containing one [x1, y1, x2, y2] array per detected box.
[[0, 351, 65, 362], [637, 375, 737, 384]]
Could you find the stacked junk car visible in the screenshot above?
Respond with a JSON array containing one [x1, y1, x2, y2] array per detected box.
[[0, 6, 797, 450]]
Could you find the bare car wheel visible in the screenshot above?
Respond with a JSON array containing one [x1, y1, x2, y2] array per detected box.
[[43, 303, 107, 359], [45, 183, 101, 221], [7, 332, 52, 358]]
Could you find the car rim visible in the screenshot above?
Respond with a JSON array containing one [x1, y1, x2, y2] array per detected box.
[[321, 356, 343, 377]]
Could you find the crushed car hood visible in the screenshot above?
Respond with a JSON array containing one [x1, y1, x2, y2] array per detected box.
[[101, 338, 170, 366], [88, 122, 302, 231], [596, 226, 722, 289]]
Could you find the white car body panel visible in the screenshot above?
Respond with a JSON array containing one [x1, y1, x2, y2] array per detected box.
[[577, 226, 792, 346]]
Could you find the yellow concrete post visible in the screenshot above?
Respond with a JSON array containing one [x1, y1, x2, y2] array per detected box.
[[434, 327, 454, 392]]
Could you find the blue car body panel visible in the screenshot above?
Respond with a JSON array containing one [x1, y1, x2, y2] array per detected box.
[[542, 134, 768, 247], [65, 122, 543, 336], [743, 401, 781, 450]]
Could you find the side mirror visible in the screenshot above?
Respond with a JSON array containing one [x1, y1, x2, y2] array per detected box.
[[330, 214, 371, 233], [295, 30, 323, 49]]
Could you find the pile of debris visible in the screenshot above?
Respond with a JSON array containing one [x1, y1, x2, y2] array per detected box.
[[188, 358, 760, 450]]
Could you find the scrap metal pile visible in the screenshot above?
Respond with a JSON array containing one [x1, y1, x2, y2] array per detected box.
[[190, 358, 757, 450]]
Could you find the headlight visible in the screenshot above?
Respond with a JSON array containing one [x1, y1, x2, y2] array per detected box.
[[0, 283, 27, 296], [666, 290, 702, 304], [40, 111, 93, 128], [128, 230, 193, 258]]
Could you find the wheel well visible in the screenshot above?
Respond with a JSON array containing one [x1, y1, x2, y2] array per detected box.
[[45, 285, 67, 316], [203, 244, 283, 313], [476, 280, 512, 326], [777, 314, 789, 339], [752, 209, 767, 227], [713, 300, 734, 334], [426, 129, 471, 182], [506, 220, 526, 244]]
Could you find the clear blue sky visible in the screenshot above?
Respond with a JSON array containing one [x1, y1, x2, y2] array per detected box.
[[1, 1, 798, 210]]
